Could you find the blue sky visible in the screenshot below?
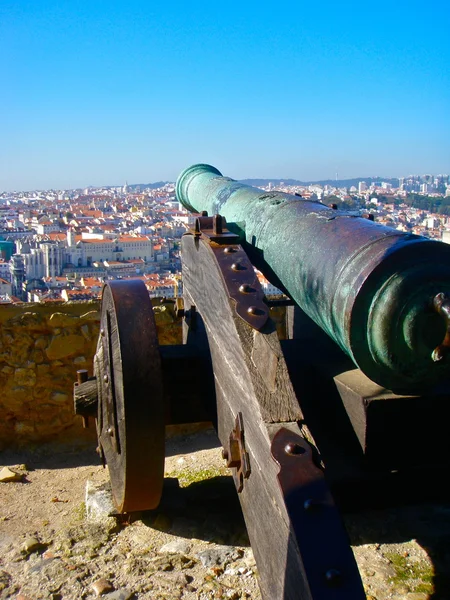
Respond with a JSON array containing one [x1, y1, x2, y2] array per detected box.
[[1, 0, 449, 191]]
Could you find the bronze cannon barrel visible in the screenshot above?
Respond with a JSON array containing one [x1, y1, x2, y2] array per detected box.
[[176, 163, 450, 392]]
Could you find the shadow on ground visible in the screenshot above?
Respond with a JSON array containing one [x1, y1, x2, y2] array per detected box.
[[141, 475, 250, 548]]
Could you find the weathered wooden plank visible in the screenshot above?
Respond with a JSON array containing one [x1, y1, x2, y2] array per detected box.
[[181, 233, 365, 600], [181, 234, 303, 424]]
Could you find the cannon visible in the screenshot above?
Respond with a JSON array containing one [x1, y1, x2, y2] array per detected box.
[[74, 164, 450, 600]]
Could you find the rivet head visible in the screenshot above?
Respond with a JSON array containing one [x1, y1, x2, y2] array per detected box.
[[231, 263, 246, 271], [239, 284, 253, 294], [100, 329, 105, 336], [325, 569, 342, 585], [224, 247, 237, 253], [106, 427, 114, 437], [247, 306, 266, 316], [103, 374, 109, 383], [284, 442, 306, 456]]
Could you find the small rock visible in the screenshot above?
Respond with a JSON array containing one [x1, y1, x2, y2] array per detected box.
[[196, 545, 244, 568], [91, 577, 114, 596], [362, 569, 376, 577], [103, 590, 135, 600], [164, 572, 192, 588], [0, 467, 23, 483], [0, 570, 11, 591], [85, 481, 117, 521], [151, 556, 174, 571], [21, 536, 47, 555], [159, 539, 191, 555], [243, 549, 256, 568]]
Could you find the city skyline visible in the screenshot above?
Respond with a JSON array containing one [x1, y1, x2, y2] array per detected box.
[[2, 0, 449, 191], [2, 171, 450, 195]]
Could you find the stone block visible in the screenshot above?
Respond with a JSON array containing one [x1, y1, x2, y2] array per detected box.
[[14, 368, 37, 387], [46, 335, 85, 360], [30, 349, 45, 364], [50, 391, 69, 404], [33, 386, 51, 400], [36, 364, 51, 377], [34, 336, 49, 349], [48, 312, 80, 328]]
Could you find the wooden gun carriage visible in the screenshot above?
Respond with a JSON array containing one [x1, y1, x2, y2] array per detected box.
[[74, 165, 450, 599]]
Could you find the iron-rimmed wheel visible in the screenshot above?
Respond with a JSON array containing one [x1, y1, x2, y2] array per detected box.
[[95, 279, 165, 512]]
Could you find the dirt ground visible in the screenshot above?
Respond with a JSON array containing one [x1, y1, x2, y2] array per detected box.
[[1, 428, 450, 599]]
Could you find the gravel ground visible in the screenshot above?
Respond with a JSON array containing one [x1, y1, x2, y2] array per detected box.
[[1, 428, 449, 600]]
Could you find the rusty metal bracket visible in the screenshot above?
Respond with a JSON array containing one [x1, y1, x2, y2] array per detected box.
[[222, 412, 251, 493], [271, 429, 366, 598], [191, 214, 240, 244], [188, 214, 269, 331]]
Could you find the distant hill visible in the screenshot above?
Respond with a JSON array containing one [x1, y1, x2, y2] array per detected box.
[[238, 177, 400, 188], [127, 176, 400, 191], [128, 182, 170, 190]]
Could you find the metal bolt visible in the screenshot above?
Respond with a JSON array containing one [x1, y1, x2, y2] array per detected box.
[[284, 442, 306, 456], [231, 263, 246, 271], [100, 329, 105, 336], [239, 284, 253, 294], [247, 306, 265, 316], [106, 427, 114, 437], [325, 569, 342, 585], [77, 369, 88, 384], [224, 247, 237, 253], [213, 214, 223, 235], [103, 374, 109, 383]]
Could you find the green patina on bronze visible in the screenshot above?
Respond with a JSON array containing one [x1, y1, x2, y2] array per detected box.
[[176, 164, 450, 392]]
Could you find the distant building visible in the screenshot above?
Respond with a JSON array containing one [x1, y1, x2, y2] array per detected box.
[[9, 254, 26, 300], [0, 277, 12, 296]]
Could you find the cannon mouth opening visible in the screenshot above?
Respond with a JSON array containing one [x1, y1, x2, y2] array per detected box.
[[175, 163, 222, 213]]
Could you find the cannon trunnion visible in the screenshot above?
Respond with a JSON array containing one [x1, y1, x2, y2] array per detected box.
[[74, 180, 450, 599]]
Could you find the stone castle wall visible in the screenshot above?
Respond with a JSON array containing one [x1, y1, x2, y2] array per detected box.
[[0, 301, 182, 448]]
